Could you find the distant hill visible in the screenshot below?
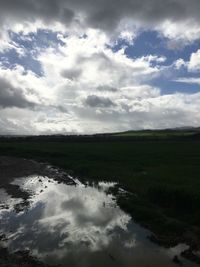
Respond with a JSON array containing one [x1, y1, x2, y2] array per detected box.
[[1, 127, 200, 141], [111, 127, 200, 138]]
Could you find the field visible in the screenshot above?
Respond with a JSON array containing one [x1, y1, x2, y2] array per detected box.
[[1, 131, 200, 249]]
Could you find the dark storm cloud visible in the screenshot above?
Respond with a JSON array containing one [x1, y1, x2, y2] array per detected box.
[[0, 77, 69, 112], [96, 85, 118, 92], [0, 77, 36, 109], [0, 0, 200, 31], [85, 95, 115, 108], [0, 0, 74, 26], [61, 69, 82, 80]]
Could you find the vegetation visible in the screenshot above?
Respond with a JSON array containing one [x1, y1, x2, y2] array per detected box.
[[0, 130, 200, 247]]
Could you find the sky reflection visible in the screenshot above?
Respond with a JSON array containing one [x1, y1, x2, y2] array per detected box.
[[0, 175, 198, 267]]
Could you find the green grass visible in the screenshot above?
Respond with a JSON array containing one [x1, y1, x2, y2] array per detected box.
[[1, 137, 200, 245]]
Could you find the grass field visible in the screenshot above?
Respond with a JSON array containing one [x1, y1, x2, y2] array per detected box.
[[1, 132, 200, 247]]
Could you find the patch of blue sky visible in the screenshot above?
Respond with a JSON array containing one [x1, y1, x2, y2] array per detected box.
[[0, 29, 65, 76], [111, 30, 200, 95], [151, 78, 200, 95], [10, 29, 65, 51], [0, 48, 43, 76], [149, 66, 200, 95], [112, 30, 200, 66]]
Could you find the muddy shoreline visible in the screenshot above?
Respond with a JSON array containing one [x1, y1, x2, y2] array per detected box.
[[0, 156, 75, 200], [0, 156, 76, 267]]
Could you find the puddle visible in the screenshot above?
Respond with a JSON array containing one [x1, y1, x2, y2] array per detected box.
[[0, 175, 198, 267]]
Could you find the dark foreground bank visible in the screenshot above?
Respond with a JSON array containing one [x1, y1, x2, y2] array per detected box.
[[0, 156, 199, 267], [0, 133, 200, 264]]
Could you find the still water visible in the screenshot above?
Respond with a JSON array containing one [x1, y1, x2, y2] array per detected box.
[[0, 175, 198, 267]]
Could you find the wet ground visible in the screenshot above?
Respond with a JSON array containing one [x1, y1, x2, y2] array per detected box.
[[0, 156, 199, 266]]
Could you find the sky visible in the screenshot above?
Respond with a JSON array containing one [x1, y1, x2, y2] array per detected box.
[[0, 0, 200, 135]]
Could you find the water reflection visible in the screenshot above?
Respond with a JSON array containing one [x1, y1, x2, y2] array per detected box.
[[0, 175, 198, 267]]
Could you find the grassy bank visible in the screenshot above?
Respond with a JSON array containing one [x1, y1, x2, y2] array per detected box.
[[0, 135, 200, 247]]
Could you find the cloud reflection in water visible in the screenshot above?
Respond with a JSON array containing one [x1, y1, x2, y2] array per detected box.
[[0, 175, 197, 267]]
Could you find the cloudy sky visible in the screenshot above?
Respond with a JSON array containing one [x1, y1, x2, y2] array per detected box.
[[0, 0, 200, 135]]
